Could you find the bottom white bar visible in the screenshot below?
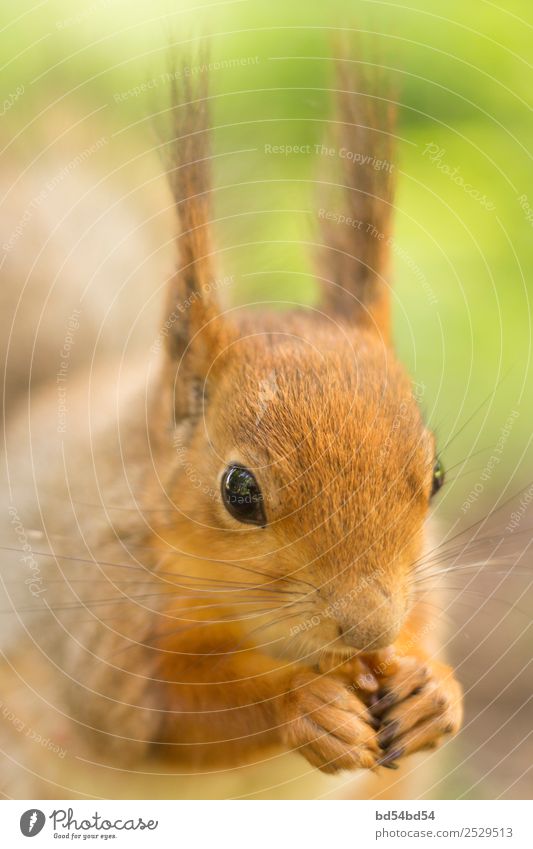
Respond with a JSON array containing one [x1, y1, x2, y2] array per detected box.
[[1, 800, 529, 848]]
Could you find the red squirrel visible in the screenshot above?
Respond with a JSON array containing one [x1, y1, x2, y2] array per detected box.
[[0, 54, 462, 799]]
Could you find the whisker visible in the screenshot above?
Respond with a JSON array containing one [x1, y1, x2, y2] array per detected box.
[[415, 558, 530, 584], [443, 445, 495, 474], [105, 538, 314, 594], [415, 552, 527, 575], [164, 550, 316, 592], [415, 528, 533, 575], [3, 587, 304, 616], [137, 605, 309, 651], [61, 599, 310, 629], [442, 590, 531, 618], [439, 375, 511, 454], [0, 544, 178, 582], [415, 481, 533, 568], [165, 597, 307, 616], [168, 605, 293, 624], [0, 543, 307, 597], [0, 576, 174, 589], [226, 608, 318, 655], [70, 499, 178, 514], [411, 597, 458, 629]]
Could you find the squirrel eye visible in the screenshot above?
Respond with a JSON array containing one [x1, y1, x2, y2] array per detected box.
[[431, 458, 445, 497], [221, 465, 266, 527]]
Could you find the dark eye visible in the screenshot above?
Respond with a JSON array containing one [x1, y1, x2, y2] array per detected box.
[[221, 464, 266, 527], [431, 458, 445, 497]]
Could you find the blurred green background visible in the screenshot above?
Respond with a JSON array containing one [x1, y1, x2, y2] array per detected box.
[[1, 0, 531, 799], [3, 0, 532, 507]]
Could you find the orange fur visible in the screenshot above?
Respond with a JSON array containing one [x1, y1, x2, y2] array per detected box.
[[0, 52, 462, 796]]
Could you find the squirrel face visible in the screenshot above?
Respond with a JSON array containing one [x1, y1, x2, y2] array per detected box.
[[158, 312, 437, 662], [152, 65, 442, 664]]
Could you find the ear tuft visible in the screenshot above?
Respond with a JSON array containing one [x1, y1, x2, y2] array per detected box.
[[161, 48, 228, 420], [317, 58, 397, 343]]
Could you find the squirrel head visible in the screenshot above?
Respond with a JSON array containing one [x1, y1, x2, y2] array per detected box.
[[150, 62, 443, 663]]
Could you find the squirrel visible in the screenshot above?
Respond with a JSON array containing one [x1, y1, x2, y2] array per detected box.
[[0, 54, 463, 799]]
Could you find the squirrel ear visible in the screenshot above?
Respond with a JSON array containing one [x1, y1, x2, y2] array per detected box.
[[161, 53, 230, 420], [317, 60, 397, 344]]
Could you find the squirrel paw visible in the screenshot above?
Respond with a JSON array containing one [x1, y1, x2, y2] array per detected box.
[[369, 656, 463, 766], [282, 672, 380, 774]]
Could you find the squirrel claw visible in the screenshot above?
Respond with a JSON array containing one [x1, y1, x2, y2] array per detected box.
[[283, 672, 381, 773], [370, 657, 463, 761]]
